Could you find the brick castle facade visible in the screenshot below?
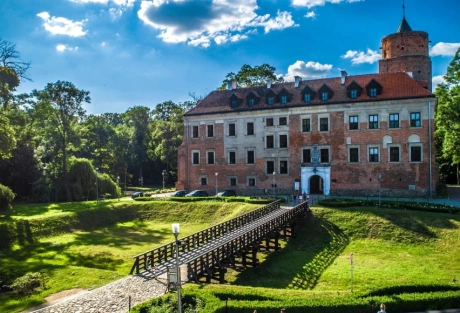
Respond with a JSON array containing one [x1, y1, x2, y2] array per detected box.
[[176, 16, 438, 197]]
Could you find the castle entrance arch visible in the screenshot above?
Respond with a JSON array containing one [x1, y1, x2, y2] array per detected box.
[[310, 175, 323, 194], [300, 167, 331, 195]]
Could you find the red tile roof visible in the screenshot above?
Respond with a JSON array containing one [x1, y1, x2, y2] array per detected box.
[[184, 72, 434, 116]]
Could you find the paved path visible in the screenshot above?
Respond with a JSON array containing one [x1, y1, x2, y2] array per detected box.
[[29, 204, 296, 313]]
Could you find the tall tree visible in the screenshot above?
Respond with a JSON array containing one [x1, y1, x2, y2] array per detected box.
[[218, 63, 284, 90], [32, 81, 90, 201], [435, 47, 460, 184]]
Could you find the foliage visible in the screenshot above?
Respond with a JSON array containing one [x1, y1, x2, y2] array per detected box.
[[0, 37, 31, 81], [435, 47, 460, 184], [0, 115, 16, 159], [11, 272, 48, 296], [218, 64, 284, 90], [0, 183, 15, 211]]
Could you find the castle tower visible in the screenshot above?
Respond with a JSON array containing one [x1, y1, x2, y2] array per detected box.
[[378, 11, 432, 91]]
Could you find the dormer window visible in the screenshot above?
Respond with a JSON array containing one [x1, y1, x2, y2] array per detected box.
[[265, 89, 277, 105], [366, 79, 382, 98], [278, 88, 292, 105], [318, 84, 333, 102], [346, 81, 363, 99], [229, 93, 241, 108], [304, 94, 311, 102], [268, 97, 274, 105], [301, 85, 315, 103], [231, 100, 237, 108], [245, 91, 259, 107], [281, 95, 287, 104], [350, 90, 357, 99], [248, 98, 255, 107]]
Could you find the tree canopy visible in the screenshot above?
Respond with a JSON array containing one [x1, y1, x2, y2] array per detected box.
[[218, 63, 284, 90]]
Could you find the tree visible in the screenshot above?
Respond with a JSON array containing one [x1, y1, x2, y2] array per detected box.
[[0, 115, 16, 159], [31, 81, 90, 201], [0, 37, 31, 81], [435, 47, 460, 184], [218, 63, 284, 90]]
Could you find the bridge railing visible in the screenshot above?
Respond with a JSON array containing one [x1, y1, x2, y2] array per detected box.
[[186, 201, 310, 282], [130, 200, 281, 274]]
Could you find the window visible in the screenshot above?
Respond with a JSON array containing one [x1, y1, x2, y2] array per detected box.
[[207, 151, 215, 164], [266, 135, 274, 149], [207, 124, 214, 137], [410, 146, 422, 162], [229, 177, 237, 187], [268, 97, 274, 105], [247, 150, 255, 164], [281, 95, 287, 104], [349, 148, 359, 163], [248, 98, 255, 107], [370, 88, 377, 97], [303, 149, 311, 163], [228, 151, 236, 164], [349, 115, 359, 130], [266, 161, 275, 174], [320, 117, 329, 131], [321, 92, 328, 101], [320, 149, 329, 163], [389, 146, 400, 162], [247, 122, 254, 135], [369, 114, 378, 129], [302, 118, 311, 132], [248, 177, 256, 187], [201, 177, 207, 186], [280, 160, 288, 174], [192, 125, 199, 138], [192, 151, 200, 165], [410, 112, 421, 127], [350, 89, 357, 99], [369, 147, 379, 162], [389, 113, 399, 128], [279, 117, 287, 125], [279, 134, 288, 148], [228, 123, 236, 136], [266, 118, 274, 126], [304, 94, 311, 102], [231, 100, 237, 108]]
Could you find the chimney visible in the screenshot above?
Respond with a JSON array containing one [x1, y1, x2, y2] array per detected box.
[[227, 81, 236, 90], [294, 76, 302, 88], [340, 70, 348, 85], [406, 71, 413, 78], [267, 80, 272, 89]]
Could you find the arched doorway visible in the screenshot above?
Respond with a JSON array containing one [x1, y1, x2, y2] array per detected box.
[[309, 175, 323, 194]]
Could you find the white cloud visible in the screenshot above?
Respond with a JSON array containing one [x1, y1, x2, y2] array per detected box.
[[37, 12, 88, 37], [432, 75, 445, 89], [430, 42, 460, 57], [109, 7, 123, 18], [101, 41, 106, 46], [56, 44, 79, 52], [70, 0, 108, 3], [283, 60, 333, 81], [69, 0, 135, 5], [292, 0, 363, 8], [305, 11, 316, 19], [341, 49, 381, 64], [137, 0, 297, 47]]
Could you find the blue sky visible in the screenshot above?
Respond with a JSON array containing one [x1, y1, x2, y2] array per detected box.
[[2, 0, 459, 114]]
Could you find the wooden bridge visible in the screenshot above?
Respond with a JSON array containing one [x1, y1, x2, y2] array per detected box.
[[130, 200, 310, 283]]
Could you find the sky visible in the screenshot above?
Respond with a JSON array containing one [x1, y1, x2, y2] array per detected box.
[[1, 0, 459, 114]]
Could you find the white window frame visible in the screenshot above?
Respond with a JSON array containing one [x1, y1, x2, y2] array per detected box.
[[368, 145, 380, 163], [228, 150, 236, 165], [247, 176, 257, 187], [206, 124, 214, 138], [200, 176, 208, 186], [245, 121, 255, 136], [389, 113, 400, 129], [265, 134, 275, 149], [266, 117, 274, 127], [266, 160, 275, 174], [320, 147, 330, 163], [409, 143, 423, 163], [278, 116, 288, 126], [368, 114, 379, 130], [279, 159, 289, 175], [410, 112, 422, 128], [191, 125, 199, 138], [206, 149, 215, 165], [318, 113, 330, 132], [227, 122, 236, 137], [279, 133, 289, 149], [348, 145, 360, 163], [301, 117, 311, 133], [228, 176, 238, 187], [388, 144, 401, 163], [191, 150, 200, 165], [246, 149, 255, 164]]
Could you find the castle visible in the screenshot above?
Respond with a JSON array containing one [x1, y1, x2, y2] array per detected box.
[[175, 14, 437, 197]]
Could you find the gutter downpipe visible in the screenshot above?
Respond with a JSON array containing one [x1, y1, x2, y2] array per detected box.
[[186, 119, 190, 191], [428, 101, 432, 198]]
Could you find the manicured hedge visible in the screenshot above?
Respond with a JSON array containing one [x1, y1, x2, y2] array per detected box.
[[0, 184, 15, 211]]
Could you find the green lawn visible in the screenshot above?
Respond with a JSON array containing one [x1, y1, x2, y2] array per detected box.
[[0, 201, 259, 313]]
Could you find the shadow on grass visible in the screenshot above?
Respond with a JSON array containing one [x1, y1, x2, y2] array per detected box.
[[232, 214, 349, 289]]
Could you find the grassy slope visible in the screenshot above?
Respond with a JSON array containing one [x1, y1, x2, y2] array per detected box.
[[0, 200, 259, 313], [223, 205, 460, 293]]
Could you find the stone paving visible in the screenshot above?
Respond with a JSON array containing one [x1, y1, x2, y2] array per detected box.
[[32, 274, 171, 313]]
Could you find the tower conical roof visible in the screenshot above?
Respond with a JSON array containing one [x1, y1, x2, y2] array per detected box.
[[397, 17, 412, 33]]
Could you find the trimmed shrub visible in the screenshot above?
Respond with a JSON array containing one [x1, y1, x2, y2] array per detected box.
[[0, 184, 15, 211], [11, 272, 49, 296]]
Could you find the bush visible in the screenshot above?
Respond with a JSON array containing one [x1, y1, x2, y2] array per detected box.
[[0, 184, 15, 211], [11, 272, 48, 296]]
